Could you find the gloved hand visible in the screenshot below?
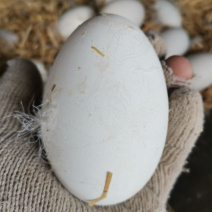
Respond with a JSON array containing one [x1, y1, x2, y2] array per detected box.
[[0, 34, 203, 212]]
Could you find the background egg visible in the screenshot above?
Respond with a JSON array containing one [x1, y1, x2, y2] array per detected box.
[[160, 28, 190, 58], [58, 6, 95, 39], [154, 0, 182, 27], [0, 29, 19, 47], [100, 0, 145, 26], [42, 14, 168, 206], [187, 53, 212, 91]]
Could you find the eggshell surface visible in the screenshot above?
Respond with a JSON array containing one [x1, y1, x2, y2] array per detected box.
[[58, 6, 95, 39], [160, 28, 190, 58], [42, 14, 168, 205], [100, 0, 145, 26], [154, 0, 182, 27], [187, 53, 212, 91]]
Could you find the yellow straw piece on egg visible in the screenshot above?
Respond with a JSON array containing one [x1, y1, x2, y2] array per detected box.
[[91, 46, 105, 57], [89, 172, 113, 207]]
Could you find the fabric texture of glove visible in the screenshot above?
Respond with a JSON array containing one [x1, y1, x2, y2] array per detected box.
[[0, 44, 204, 211]]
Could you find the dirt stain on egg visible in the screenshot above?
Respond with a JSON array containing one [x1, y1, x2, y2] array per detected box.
[[51, 84, 56, 92], [77, 77, 87, 93], [91, 46, 105, 57], [128, 25, 134, 30], [81, 32, 86, 37], [88, 113, 92, 118], [56, 88, 63, 93], [103, 135, 115, 143]]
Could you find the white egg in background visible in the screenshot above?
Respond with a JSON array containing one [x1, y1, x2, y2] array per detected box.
[[187, 53, 212, 91], [154, 0, 182, 27], [42, 14, 168, 206], [0, 29, 19, 46], [160, 28, 190, 58], [100, 0, 145, 27], [58, 6, 95, 39]]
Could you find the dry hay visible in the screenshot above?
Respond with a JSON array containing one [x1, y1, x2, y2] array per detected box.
[[0, 0, 212, 108], [177, 0, 212, 109]]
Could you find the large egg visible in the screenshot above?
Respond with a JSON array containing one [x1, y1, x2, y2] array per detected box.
[[42, 14, 168, 206]]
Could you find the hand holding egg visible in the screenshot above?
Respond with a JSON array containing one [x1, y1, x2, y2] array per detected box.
[[0, 2, 205, 211], [0, 22, 203, 210], [38, 15, 202, 208]]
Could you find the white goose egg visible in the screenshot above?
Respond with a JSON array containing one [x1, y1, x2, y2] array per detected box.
[[0, 29, 19, 46], [187, 53, 212, 91], [42, 14, 168, 206], [58, 6, 95, 39], [154, 0, 182, 27], [160, 28, 190, 58], [100, 0, 145, 26]]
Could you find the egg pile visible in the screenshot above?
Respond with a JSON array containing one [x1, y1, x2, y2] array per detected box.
[[1, 0, 210, 91], [57, 0, 212, 92], [152, 0, 212, 91]]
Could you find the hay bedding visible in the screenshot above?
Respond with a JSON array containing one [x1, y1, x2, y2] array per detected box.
[[0, 0, 212, 108]]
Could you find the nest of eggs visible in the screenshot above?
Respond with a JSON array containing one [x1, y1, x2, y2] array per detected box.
[[0, 0, 212, 109]]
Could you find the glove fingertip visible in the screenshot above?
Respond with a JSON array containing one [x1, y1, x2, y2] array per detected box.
[[7, 58, 42, 82], [0, 58, 43, 113]]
